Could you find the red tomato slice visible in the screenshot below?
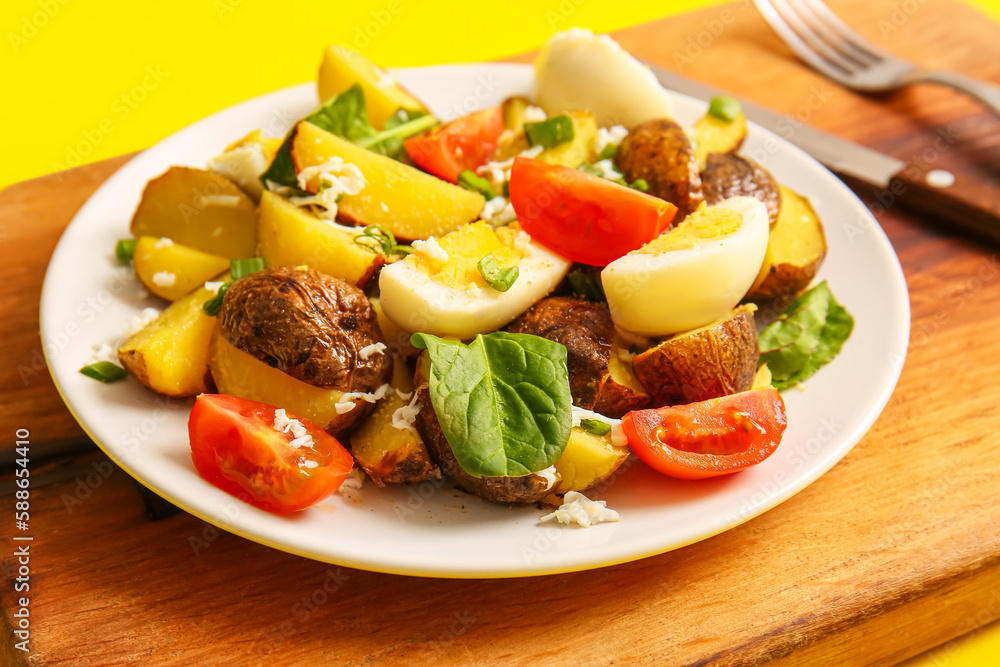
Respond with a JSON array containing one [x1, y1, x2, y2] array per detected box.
[[508, 157, 678, 266], [188, 394, 354, 513], [622, 388, 787, 480], [403, 107, 504, 183]]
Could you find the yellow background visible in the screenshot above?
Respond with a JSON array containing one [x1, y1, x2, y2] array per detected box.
[[3, 0, 1000, 663]]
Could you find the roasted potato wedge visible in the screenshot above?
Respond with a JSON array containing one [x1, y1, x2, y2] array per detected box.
[[257, 191, 383, 288], [317, 44, 427, 130], [493, 109, 599, 169], [118, 275, 227, 397], [209, 330, 355, 433], [593, 336, 651, 418], [551, 426, 629, 496], [616, 118, 704, 219], [350, 357, 440, 486], [746, 185, 827, 299], [130, 167, 257, 259], [633, 304, 759, 406], [693, 109, 747, 170], [291, 121, 484, 241], [414, 354, 553, 504], [132, 236, 230, 302], [701, 153, 781, 228], [214, 267, 392, 434]]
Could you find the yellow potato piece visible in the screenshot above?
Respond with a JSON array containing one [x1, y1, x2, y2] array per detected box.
[[317, 44, 427, 130], [118, 275, 227, 397], [748, 185, 828, 299], [694, 109, 748, 170], [133, 237, 230, 302], [131, 167, 257, 258], [350, 357, 439, 485], [553, 427, 629, 495], [209, 330, 346, 432], [291, 121, 485, 241], [257, 191, 383, 288], [494, 110, 599, 168]]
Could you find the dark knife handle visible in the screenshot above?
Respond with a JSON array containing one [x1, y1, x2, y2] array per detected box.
[[889, 161, 1000, 244]]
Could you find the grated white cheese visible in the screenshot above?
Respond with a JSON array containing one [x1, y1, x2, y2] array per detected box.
[[204, 280, 225, 295], [374, 67, 396, 89], [272, 408, 310, 441], [480, 197, 517, 227], [380, 201, 389, 213], [291, 157, 366, 221], [535, 465, 558, 491], [153, 237, 174, 249], [358, 342, 387, 360], [86, 343, 118, 366], [571, 406, 628, 448], [540, 491, 619, 527], [391, 387, 423, 435], [477, 144, 545, 190], [412, 237, 449, 264], [208, 142, 269, 200], [592, 158, 624, 181], [198, 194, 242, 208], [125, 307, 161, 337], [151, 271, 176, 288], [593, 125, 628, 156], [336, 383, 393, 413], [523, 105, 548, 123], [513, 230, 533, 252]]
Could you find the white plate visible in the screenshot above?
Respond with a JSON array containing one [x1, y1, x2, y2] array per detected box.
[[41, 63, 910, 578]]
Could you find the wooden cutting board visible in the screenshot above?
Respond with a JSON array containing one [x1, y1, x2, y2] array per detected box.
[[3, 0, 1000, 664]]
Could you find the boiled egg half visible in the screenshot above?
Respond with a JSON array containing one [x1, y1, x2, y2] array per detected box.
[[379, 221, 570, 340], [601, 196, 770, 337]]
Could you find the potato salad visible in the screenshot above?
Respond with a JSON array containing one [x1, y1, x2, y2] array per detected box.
[[83, 29, 852, 522]]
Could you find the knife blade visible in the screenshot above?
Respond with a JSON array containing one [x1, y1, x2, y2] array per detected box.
[[649, 64, 1000, 244]]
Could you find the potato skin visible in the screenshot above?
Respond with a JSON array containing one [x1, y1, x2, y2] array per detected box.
[[633, 306, 759, 407], [505, 297, 612, 410], [701, 153, 781, 227], [413, 356, 551, 504], [218, 267, 392, 392], [616, 119, 704, 219]]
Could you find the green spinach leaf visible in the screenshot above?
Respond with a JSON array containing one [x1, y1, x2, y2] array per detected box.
[[411, 332, 572, 478]]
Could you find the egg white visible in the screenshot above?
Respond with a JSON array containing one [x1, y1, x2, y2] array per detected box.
[[601, 196, 770, 337], [534, 28, 675, 128], [378, 239, 571, 340]]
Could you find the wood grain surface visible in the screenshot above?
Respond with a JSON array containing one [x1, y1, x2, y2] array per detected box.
[[3, 0, 1000, 664]]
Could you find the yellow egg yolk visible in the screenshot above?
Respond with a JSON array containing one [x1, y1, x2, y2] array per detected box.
[[409, 221, 525, 290], [634, 204, 743, 254]]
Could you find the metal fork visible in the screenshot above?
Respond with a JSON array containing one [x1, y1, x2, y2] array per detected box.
[[754, 0, 1000, 117]]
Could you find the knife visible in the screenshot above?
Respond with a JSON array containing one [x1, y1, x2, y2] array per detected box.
[[649, 65, 1000, 244]]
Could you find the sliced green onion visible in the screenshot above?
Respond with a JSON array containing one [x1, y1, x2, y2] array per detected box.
[[457, 169, 496, 199], [230, 257, 265, 280], [353, 225, 411, 258], [203, 281, 233, 317], [579, 419, 611, 436], [503, 180, 510, 198], [524, 114, 575, 149], [115, 239, 137, 262], [629, 179, 649, 192], [80, 361, 128, 383], [597, 143, 619, 161], [708, 95, 741, 123], [356, 113, 439, 150], [477, 253, 519, 292]]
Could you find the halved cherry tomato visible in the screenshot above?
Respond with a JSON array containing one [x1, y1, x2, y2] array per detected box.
[[622, 388, 787, 480], [188, 394, 354, 513], [508, 157, 678, 266], [403, 107, 504, 183]]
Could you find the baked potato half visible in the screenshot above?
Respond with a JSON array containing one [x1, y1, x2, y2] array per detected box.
[[746, 185, 827, 300], [505, 297, 649, 416], [632, 304, 759, 407], [413, 354, 554, 504], [701, 153, 781, 228], [615, 118, 704, 219], [213, 267, 393, 434], [693, 108, 748, 170]]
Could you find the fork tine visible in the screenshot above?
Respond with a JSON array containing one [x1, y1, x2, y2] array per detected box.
[[798, 0, 890, 64], [756, 0, 859, 77], [790, 0, 879, 67]]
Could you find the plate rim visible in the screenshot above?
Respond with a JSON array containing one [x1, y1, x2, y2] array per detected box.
[[40, 62, 910, 578]]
